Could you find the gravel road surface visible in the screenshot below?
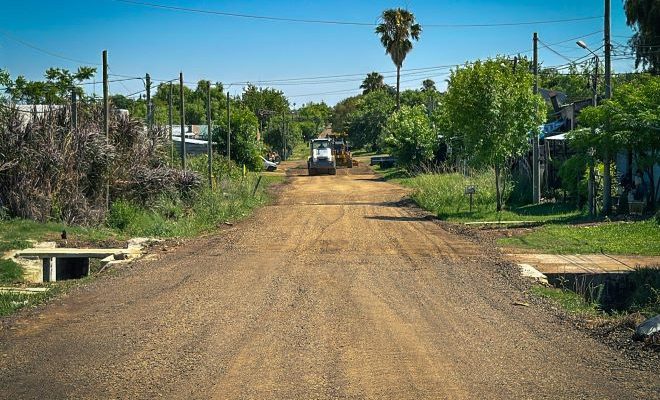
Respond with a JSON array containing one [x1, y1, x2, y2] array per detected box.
[[1, 168, 658, 399]]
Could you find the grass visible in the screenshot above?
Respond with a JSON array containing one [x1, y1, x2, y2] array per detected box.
[[499, 220, 660, 256], [0, 164, 284, 317], [374, 166, 659, 256], [531, 286, 602, 317]]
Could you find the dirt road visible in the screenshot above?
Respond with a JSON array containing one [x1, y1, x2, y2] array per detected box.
[[1, 168, 658, 399]]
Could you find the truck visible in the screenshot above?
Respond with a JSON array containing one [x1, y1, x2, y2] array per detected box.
[[307, 138, 336, 175]]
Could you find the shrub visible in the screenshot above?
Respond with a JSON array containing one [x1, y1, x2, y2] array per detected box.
[[107, 200, 141, 231], [383, 105, 436, 168]]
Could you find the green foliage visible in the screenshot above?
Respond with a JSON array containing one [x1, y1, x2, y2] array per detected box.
[[0, 259, 23, 284], [347, 89, 395, 150], [532, 286, 601, 317], [213, 105, 262, 170], [375, 8, 422, 107], [442, 57, 546, 210], [383, 105, 436, 167], [401, 171, 513, 219], [263, 114, 303, 157], [296, 101, 331, 139], [6, 67, 96, 104], [360, 72, 387, 94], [626, 266, 660, 316], [241, 84, 289, 116], [558, 154, 589, 204], [107, 200, 141, 231], [499, 220, 660, 255], [624, 0, 660, 74], [331, 95, 361, 134]]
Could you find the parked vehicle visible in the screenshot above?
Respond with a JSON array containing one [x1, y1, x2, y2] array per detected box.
[[261, 156, 278, 172]]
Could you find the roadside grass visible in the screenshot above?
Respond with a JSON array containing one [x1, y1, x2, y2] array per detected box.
[[289, 142, 310, 161], [531, 286, 602, 317], [0, 165, 283, 316], [499, 220, 660, 256], [373, 166, 659, 255], [107, 173, 282, 238]]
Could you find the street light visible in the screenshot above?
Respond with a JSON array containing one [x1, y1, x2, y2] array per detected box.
[[576, 41, 599, 107]]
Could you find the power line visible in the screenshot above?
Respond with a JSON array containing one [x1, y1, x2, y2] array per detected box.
[[115, 0, 602, 28], [0, 30, 100, 66]]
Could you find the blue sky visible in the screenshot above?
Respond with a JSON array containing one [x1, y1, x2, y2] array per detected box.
[[0, 0, 638, 105]]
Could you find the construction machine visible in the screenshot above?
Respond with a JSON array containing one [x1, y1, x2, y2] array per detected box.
[[327, 133, 355, 168], [308, 138, 336, 175]]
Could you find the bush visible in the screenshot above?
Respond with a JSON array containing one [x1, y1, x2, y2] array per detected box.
[[383, 105, 436, 168], [559, 155, 589, 205], [107, 200, 141, 231]]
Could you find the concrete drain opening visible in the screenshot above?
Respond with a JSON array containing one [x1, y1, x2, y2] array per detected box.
[[545, 267, 660, 314]]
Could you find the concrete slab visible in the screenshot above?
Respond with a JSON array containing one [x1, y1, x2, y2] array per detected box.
[[507, 253, 660, 275], [15, 248, 139, 258]]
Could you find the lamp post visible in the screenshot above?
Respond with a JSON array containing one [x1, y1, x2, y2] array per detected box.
[[576, 40, 599, 107]]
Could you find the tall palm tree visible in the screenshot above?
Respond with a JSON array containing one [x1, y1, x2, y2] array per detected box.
[[624, 0, 660, 75], [421, 79, 436, 92], [375, 8, 422, 109], [360, 72, 386, 94]]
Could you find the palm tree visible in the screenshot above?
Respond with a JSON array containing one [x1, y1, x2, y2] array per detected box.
[[375, 8, 422, 109], [360, 72, 386, 94], [421, 79, 436, 92], [624, 0, 660, 75]]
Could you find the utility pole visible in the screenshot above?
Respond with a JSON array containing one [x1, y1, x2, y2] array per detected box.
[[103, 50, 109, 211], [532, 32, 540, 204], [281, 113, 285, 161], [207, 81, 213, 189], [145, 73, 152, 133], [226, 92, 231, 160], [604, 0, 612, 99], [71, 89, 77, 131], [168, 82, 173, 164], [602, 0, 613, 215], [179, 72, 186, 170]]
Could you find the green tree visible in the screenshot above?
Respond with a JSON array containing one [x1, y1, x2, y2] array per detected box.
[[6, 67, 96, 104], [331, 95, 361, 133], [383, 105, 436, 167], [624, 0, 660, 75], [573, 75, 660, 209], [443, 57, 545, 211], [360, 72, 386, 94], [346, 89, 395, 150], [213, 104, 261, 170], [375, 8, 422, 109], [421, 79, 436, 92]]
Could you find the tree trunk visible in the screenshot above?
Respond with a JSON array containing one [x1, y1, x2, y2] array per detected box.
[[495, 164, 502, 212], [646, 167, 656, 210], [588, 162, 595, 218], [602, 151, 611, 215], [396, 65, 401, 110]]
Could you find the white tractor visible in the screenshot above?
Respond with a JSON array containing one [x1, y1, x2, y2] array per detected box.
[[307, 138, 336, 175]]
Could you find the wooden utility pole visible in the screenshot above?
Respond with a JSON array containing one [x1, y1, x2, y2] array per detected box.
[[602, 0, 612, 215], [103, 50, 109, 211], [226, 92, 231, 160], [207, 81, 213, 188], [604, 0, 612, 99], [145, 73, 152, 133], [179, 72, 186, 170], [168, 81, 173, 164], [532, 32, 540, 204], [71, 89, 77, 131]]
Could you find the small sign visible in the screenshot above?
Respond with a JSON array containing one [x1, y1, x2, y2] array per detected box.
[[464, 185, 476, 195]]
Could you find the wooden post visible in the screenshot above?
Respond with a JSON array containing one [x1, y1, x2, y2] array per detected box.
[[145, 73, 152, 133], [226, 92, 231, 160], [180, 72, 186, 170], [207, 81, 213, 188], [103, 50, 109, 211], [532, 32, 540, 204], [168, 81, 173, 165], [71, 89, 77, 131]]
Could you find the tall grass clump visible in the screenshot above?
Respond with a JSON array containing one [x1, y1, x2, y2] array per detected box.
[[405, 170, 509, 219]]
